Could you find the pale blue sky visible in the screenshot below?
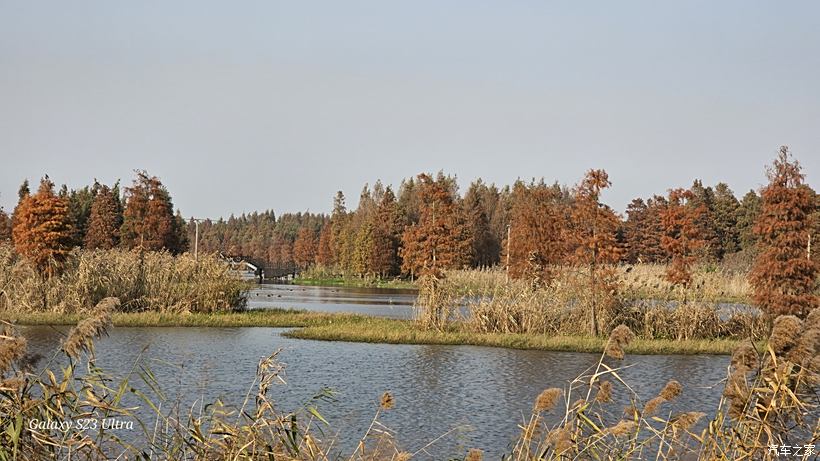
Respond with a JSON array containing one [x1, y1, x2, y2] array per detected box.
[[1, 1, 818, 217]]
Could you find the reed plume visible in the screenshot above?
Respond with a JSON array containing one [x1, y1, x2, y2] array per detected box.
[[61, 297, 115, 359]]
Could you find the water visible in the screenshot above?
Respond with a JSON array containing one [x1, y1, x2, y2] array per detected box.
[[22, 325, 730, 458], [247, 283, 418, 318]]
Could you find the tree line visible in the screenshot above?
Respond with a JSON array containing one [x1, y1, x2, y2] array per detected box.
[[1, 171, 188, 276], [1, 147, 817, 318]]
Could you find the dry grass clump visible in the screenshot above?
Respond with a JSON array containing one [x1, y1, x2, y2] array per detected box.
[[436, 265, 765, 342], [447, 262, 752, 304], [0, 244, 248, 314], [414, 274, 461, 330]]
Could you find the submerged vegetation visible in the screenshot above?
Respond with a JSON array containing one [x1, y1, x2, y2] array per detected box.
[[1, 299, 817, 459]]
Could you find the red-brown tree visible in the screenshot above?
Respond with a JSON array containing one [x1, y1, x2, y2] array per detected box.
[[749, 147, 818, 318], [120, 171, 177, 252], [400, 174, 472, 277], [11, 177, 74, 278], [370, 186, 403, 276], [660, 188, 706, 288], [568, 169, 623, 335], [293, 226, 318, 269], [503, 180, 569, 284]]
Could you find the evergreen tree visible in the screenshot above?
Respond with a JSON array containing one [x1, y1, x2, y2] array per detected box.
[[0, 207, 11, 241], [370, 187, 403, 276], [749, 147, 818, 318], [171, 210, 190, 254], [623, 198, 648, 264], [11, 176, 73, 278], [84, 184, 123, 249], [67, 185, 97, 247], [353, 219, 375, 275], [712, 182, 740, 257], [463, 180, 501, 267], [17, 180, 30, 201], [690, 180, 720, 261], [736, 190, 761, 252]]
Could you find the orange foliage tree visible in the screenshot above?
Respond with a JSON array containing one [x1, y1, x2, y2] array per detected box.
[[568, 170, 623, 336], [293, 226, 318, 269], [660, 188, 706, 288], [400, 174, 472, 277], [120, 171, 178, 252], [11, 177, 74, 278], [315, 224, 334, 266], [749, 147, 818, 318], [504, 181, 569, 285]]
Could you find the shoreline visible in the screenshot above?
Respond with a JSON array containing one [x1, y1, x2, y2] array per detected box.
[[5, 309, 755, 355]]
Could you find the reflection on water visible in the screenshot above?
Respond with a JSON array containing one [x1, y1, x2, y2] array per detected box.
[[247, 283, 418, 318], [21, 326, 729, 458]]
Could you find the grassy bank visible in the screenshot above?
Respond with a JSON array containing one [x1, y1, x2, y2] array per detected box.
[[282, 317, 752, 355], [5, 308, 751, 355], [4, 308, 362, 328]]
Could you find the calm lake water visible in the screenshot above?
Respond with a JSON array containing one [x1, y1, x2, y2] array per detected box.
[[247, 283, 418, 318], [22, 319, 731, 458]]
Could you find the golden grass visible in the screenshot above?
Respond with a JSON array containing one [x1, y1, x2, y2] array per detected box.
[[444, 264, 752, 303], [428, 268, 766, 341], [0, 244, 248, 313]]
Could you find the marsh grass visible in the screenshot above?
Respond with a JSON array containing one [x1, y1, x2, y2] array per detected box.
[[445, 264, 751, 304], [427, 267, 765, 342], [0, 244, 248, 314]]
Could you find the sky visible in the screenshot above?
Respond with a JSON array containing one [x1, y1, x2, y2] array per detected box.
[[1, 1, 818, 218]]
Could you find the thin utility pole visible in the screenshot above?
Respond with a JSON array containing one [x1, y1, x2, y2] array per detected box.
[[194, 219, 199, 261], [505, 223, 511, 284]]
